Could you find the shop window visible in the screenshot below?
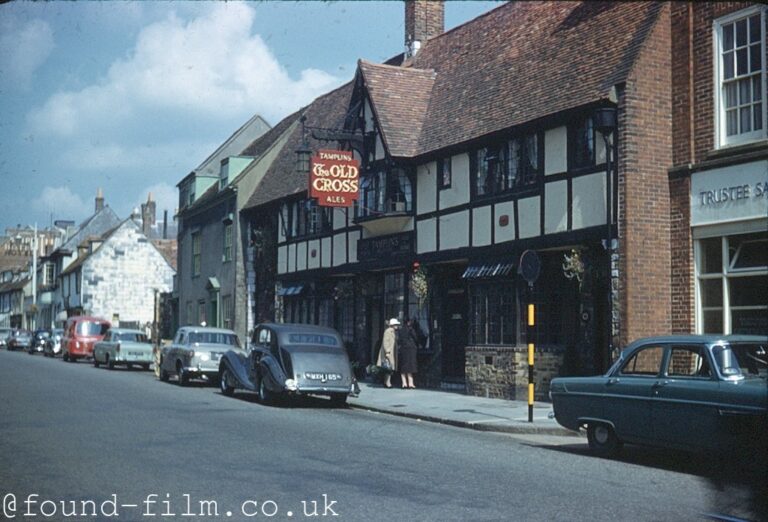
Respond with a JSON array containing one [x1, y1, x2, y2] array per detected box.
[[357, 168, 412, 218], [696, 231, 768, 334], [474, 134, 540, 197], [715, 7, 766, 147], [384, 273, 405, 322], [469, 282, 516, 345]]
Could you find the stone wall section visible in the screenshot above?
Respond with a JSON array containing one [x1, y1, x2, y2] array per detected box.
[[466, 346, 564, 401], [81, 221, 175, 326]]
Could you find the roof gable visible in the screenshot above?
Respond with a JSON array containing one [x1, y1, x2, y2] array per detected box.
[[357, 61, 436, 158]]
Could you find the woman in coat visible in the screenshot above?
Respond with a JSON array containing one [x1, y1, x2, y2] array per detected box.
[[376, 318, 399, 388], [399, 318, 419, 388]]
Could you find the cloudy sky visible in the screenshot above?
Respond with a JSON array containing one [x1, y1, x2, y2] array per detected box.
[[0, 1, 502, 234]]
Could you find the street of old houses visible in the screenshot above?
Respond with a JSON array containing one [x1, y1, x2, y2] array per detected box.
[[1, 1, 767, 521]]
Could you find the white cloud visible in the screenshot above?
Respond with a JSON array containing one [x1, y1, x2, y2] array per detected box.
[[31, 186, 88, 220], [26, 3, 343, 139], [0, 17, 54, 89]]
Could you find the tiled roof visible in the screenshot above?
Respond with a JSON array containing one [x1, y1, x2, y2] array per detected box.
[[369, 1, 665, 157], [243, 81, 354, 210], [152, 239, 178, 271], [358, 61, 436, 158]]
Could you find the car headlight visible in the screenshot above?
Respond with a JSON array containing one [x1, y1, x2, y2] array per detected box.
[[285, 379, 298, 391], [199, 353, 210, 362]]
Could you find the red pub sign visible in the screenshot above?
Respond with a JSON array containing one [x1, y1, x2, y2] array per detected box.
[[309, 149, 360, 207]]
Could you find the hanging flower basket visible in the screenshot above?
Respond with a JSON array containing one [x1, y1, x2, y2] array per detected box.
[[562, 248, 585, 285], [410, 266, 429, 308]]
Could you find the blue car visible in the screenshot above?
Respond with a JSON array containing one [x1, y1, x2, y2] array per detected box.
[[550, 335, 767, 457]]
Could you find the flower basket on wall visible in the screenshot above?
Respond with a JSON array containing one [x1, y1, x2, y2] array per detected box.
[[410, 266, 429, 308]]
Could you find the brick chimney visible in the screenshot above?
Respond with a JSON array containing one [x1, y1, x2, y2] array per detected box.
[[95, 188, 104, 213], [405, 0, 444, 58], [141, 192, 156, 237]]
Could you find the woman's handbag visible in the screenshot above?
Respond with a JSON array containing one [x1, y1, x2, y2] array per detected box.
[[381, 357, 393, 371]]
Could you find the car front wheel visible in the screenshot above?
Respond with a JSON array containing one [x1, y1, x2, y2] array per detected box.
[[106, 354, 114, 370], [219, 367, 234, 396], [587, 423, 622, 457], [177, 361, 188, 386], [93, 355, 100, 368], [257, 375, 272, 404]]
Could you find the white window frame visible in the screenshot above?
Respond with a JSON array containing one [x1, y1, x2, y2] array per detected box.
[[713, 6, 767, 148]]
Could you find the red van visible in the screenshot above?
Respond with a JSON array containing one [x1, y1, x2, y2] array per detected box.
[[62, 316, 111, 362]]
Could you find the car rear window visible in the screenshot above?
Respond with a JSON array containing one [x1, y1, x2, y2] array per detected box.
[[116, 332, 149, 343], [287, 333, 339, 346], [189, 332, 240, 347], [76, 321, 110, 336]]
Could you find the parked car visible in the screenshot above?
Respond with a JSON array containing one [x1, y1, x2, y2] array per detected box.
[[28, 328, 51, 354], [43, 328, 65, 357], [61, 316, 111, 362], [0, 327, 12, 349], [93, 328, 153, 370], [158, 326, 245, 386], [7, 329, 32, 351], [550, 335, 768, 457], [218, 323, 357, 406]]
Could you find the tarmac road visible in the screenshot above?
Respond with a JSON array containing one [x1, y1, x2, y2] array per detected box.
[[0, 349, 758, 521]]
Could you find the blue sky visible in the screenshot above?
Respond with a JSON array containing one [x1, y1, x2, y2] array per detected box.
[[0, 1, 503, 234]]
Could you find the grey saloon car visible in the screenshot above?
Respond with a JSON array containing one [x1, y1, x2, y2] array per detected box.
[[93, 328, 153, 370], [158, 326, 245, 386], [218, 323, 357, 406], [550, 335, 768, 457]]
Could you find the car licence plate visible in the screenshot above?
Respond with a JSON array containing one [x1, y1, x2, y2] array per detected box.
[[305, 372, 342, 382]]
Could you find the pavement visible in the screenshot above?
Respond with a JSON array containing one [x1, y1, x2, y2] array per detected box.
[[348, 381, 582, 437]]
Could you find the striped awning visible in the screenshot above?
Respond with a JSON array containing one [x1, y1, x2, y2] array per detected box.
[[276, 284, 305, 296], [462, 262, 515, 279]]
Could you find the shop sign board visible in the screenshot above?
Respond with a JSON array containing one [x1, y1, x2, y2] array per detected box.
[[309, 150, 360, 208], [691, 160, 768, 226], [358, 232, 413, 262]]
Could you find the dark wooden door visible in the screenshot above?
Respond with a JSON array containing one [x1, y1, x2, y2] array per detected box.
[[442, 286, 468, 379]]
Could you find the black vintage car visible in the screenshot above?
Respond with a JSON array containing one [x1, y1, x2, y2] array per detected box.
[[218, 323, 357, 406], [28, 328, 51, 354]]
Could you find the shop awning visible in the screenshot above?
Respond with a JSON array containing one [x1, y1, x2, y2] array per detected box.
[[277, 284, 305, 296], [462, 262, 515, 279]]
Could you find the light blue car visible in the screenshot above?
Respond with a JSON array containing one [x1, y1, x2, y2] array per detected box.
[[93, 328, 153, 370]]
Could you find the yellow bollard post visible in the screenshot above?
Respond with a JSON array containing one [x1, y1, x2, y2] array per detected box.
[[527, 304, 535, 422]]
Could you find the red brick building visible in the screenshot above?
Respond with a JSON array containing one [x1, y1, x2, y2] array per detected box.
[[670, 2, 767, 337]]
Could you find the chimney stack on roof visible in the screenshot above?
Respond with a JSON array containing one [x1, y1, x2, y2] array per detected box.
[[95, 188, 104, 213], [141, 192, 157, 237], [405, 0, 444, 58]]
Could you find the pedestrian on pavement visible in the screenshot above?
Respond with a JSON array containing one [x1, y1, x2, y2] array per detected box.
[[376, 318, 399, 388], [399, 318, 419, 388]]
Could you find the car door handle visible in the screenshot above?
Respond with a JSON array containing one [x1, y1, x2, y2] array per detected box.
[[607, 378, 620, 385], [652, 380, 670, 387]]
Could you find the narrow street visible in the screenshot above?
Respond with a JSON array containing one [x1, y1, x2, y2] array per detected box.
[[1, 350, 758, 521]]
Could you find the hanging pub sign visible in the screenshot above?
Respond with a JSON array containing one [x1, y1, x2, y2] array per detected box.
[[309, 149, 360, 207]]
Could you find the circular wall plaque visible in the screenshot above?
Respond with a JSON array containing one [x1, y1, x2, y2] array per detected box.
[[518, 249, 541, 286]]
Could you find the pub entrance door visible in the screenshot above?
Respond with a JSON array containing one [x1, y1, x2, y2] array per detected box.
[[442, 284, 468, 381]]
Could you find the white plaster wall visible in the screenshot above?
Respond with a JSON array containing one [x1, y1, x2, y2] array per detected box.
[[332, 207, 347, 230], [321, 237, 332, 268], [439, 153, 470, 209], [287, 244, 296, 273], [333, 232, 347, 267], [544, 180, 568, 234], [296, 242, 307, 271], [572, 172, 607, 230], [494, 201, 516, 244], [518, 197, 541, 239], [472, 205, 492, 247], [439, 210, 469, 250], [277, 246, 287, 275], [417, 218, 436, 253], [545, 126, 567, 175], [417, 162, 437, 215], [307, 239, 320, 270]]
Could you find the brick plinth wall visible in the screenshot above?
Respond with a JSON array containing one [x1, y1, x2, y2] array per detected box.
[[465, 346, 564, 401]]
